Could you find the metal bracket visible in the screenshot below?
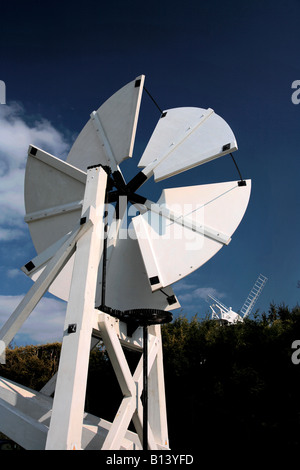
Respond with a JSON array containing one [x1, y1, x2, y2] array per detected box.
[[68, 324, 77, 334]]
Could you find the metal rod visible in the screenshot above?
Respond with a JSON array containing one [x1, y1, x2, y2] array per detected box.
[[143, 324, 148, 450], [101, 191, 109, 306], [143, 86, 163, 115], [230, 152, 244, 182]]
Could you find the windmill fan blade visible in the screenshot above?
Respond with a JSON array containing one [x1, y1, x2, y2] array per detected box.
[[25, 234, 180, 311], [67, 75, 145, 171], [24, 146, 86, 253], [95, 236, 180, 312], [23, 144, 180, 310], [22, 76, 250, 318], [138, 107, 237, 182], [27, 253, 76, 302], [131, 179, 251, 291]]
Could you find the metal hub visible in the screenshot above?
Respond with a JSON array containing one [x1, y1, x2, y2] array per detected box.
[[98, 304, 173, 327]]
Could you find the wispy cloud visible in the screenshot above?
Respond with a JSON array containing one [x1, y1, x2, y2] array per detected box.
[[5, 268, 21, 279], [172, 279, 226, 314], [0, 227, 24, 241], [0, 103, 72, 344], [0, 294, 66, 345], [177, 286, 226, 303], [172, 280, 198, 291], [0, 102, 71, 239]]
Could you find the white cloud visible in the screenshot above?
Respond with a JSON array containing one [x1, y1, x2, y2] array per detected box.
[[172, 280, 198, 291], [5, 268, 21, 278], [173, 279, 226, 308], [0, 227, 25, 241], [0, 294, 66, 345], [0, 102, 71, 238], [177, 286, 226, 303]]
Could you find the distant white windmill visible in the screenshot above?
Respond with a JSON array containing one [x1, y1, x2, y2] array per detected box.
[[209, 274, 268, 324], [209, 296, 243, 324]]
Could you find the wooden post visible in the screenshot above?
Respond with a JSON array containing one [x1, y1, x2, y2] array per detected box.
[[45, 166, 107, 450]]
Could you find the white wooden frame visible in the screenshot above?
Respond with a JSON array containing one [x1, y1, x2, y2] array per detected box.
[[97, 313, 168, 450], [0, 165, 170, 450]]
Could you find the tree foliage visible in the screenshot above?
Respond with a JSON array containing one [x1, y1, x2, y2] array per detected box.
[[0, 343, 61, 390], [1, 304, 300, 450], [162, 304, 300, 450]]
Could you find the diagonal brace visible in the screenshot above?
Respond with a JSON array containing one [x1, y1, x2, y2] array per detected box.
[[0, 219, 93, 348], [98, 313, 158, 450]]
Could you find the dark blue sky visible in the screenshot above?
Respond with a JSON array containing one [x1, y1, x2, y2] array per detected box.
[[0, 0, 299, 343]]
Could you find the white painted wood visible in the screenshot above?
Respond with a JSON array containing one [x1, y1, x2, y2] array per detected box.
[[101, 396, 137, 450], [95, 235, 180, 311], [138, 107, 237, 182], [129, 216, 164, 290], [148, 325, 169, 448], [107, 323, 169, 448], [0, 222, 91, 348], [90, 110, 119, 172], [21, 231, 74, 276], [95, 192, 180, 312], [131, 333, 163, 450], [39, 373, 58, 397], [45, 166, 107, 450], [3, 77, 249, 453], [25, 148, 85, 253], [98, 313, 136, 398], [28, 146, 87, 183], [39, 336, 100, 397], [23, 80, 180, 310], [82, 416, 142, 450], [24, 199, 83, 223], [158, 180, 251, 237], [0, 376, 145, 450], [33, 256, 75, 302], [0, 397, 48, 450], [26, 228, 180, 309], [130, 332, 164, 449], [98, 313, 159, 450], [144, 199, 231, 245], [133, 201, 230, 291], [67, 75, 145, 171], [114, 320, 143, 351], [0, 376, 52, 449], [132, 180, 251, 290]]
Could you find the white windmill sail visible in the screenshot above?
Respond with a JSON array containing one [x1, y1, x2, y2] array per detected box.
[[22, 77, 180, 313], [23, 76, 250, 310], [67, 75, 145, 172], [23, 152, 180, 310], [137, 106, 237, 183], [24, 146, 86, 253], [132, 179, 251, 291]]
